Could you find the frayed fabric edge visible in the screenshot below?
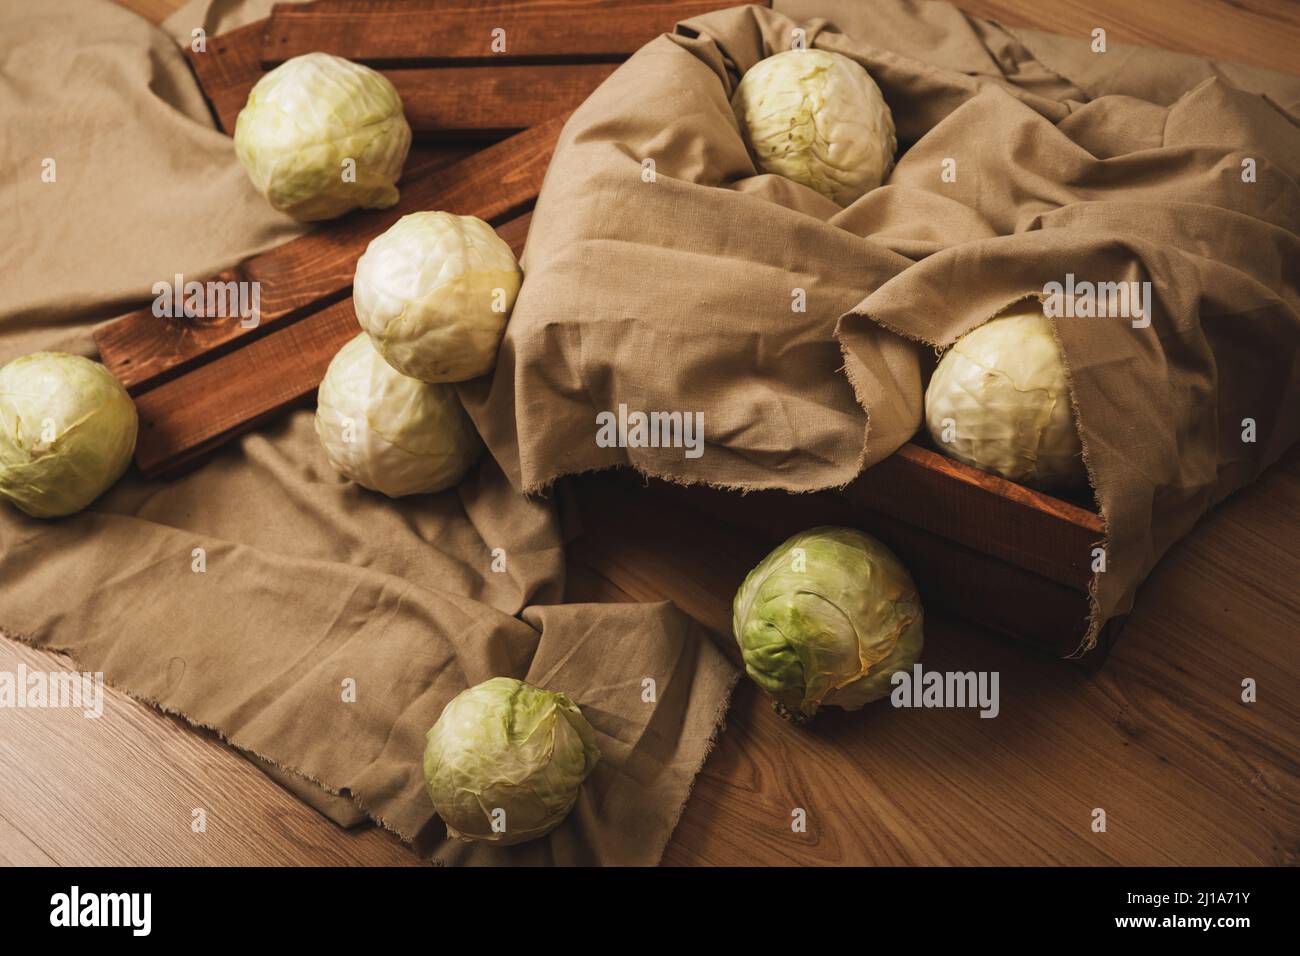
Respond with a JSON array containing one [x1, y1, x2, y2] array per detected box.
[[839, 292, 1110, 658]]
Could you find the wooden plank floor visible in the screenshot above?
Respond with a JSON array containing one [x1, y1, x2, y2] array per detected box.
[[1, 0, 1295, 866]]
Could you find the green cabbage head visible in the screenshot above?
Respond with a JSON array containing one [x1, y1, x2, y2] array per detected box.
[[733, 526, 923, 722], [924, 303, 1087, 490], [234, 52, 411, 221], [354, 212, 521, 382], [314, 333, 481, 497], [0, 352, 137, 519], [423, 677, 601, 846], [731, 49, 896, 206]]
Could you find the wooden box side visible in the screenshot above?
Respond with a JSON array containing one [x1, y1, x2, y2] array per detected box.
[[846, 443, 1103, 591], [260, 0, 754, 65]]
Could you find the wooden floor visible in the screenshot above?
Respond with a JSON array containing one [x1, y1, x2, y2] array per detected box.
[[1, 0, 1295, 867]]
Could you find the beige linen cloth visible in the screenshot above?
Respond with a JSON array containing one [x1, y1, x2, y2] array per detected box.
[[0, 0, 735, 865], [468, 0, 1300, 651]]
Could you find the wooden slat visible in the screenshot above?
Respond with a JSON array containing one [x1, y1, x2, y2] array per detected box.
[[261, 0, 748, 65], [186, 20, 267, 133], [96, 118, 562, 393], [494, 210, 534, 256], [188, 14, 614, 136], [133, 299, 358, 476], [389, 63, 615, 134], [218, 64, 610, 139], [847, 443, 1104, 590], [132, 211, 531, 477], [204, 54, 614, 137], [571, 439, 1104, 606]]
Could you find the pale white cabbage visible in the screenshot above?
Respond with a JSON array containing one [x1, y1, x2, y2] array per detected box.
[[314, 333, 480, 497], [0, 352, 138, 519], [731, 49, 896, 206], [423, 677, 601, 846], [353, 212, 521, 382], [925, 304, 1087, 490], [234, 52, 411, 221], [733, 526, 924, 722]]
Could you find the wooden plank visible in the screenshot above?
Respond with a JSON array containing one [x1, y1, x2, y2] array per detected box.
[[132, 211, 531, 477], [261, 0, 749, 65], [186, 20, 267, 133], [389, 63, 614, 134], [494, 209, 533, 256], [96, 118, 561, 394], [847, 444, 1103, 590], [0, 811, 57, 867], [956, 0, 1300, 77], [133, 299, 357, 476], [203, 54, 614, 138]]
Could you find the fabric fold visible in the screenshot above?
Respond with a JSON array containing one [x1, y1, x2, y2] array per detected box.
[[466, 0, 1299, 650]]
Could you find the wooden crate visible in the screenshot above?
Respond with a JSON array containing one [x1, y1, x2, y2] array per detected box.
[[97, 0, 747, 475], [94, 0, 1109, 656]]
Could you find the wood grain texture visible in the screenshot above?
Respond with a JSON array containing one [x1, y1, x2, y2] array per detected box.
[[387, 63, 616, 135], [955, 0, 1300, 76], [185, 19, 274, 134], [132, 297, 358, 476], [198, 36, 614, 137], [185, 20, 266, 132], [261, 0, 758, 65], [95, 117, 559, 395], [0, 640, 422, 866]]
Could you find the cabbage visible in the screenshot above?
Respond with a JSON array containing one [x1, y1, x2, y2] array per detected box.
[[234, 52, 411, 221], [423, 677, 601, 846], [733, 526, 923, 722], [925, 304, 1087, 490], [0, 352, 138, 519], [731, 49, 896, 206], [314, 333, 481, 497], [353, 212, 521, 382]]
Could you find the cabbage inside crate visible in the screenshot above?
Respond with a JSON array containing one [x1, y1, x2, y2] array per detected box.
[[572, 442, 1111, 661]]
